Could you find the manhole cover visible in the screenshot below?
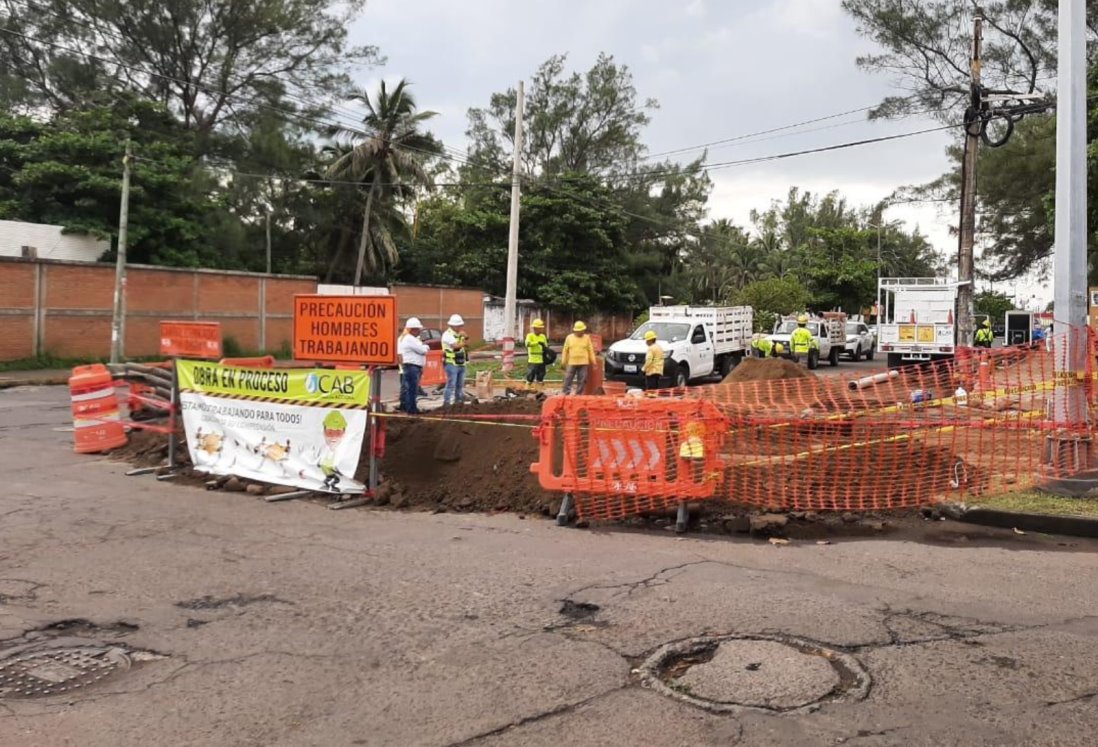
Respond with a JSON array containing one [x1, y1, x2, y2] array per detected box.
[[637, 634, 870, 714], [0, 647, 131, 698]]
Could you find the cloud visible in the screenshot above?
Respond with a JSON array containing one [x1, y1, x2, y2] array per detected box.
[[685, 0, 706, 18]]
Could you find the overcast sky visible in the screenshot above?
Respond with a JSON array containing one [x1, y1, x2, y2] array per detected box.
[[345, 0, 1049, 306]]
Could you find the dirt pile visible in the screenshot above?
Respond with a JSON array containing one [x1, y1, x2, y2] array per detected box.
[[723, 357, 815, 383], [372, 398, 555, 515], [110, 427, 191, 469]]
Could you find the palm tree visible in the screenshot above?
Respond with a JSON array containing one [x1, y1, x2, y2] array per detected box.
[[325, 79, 441, 284]]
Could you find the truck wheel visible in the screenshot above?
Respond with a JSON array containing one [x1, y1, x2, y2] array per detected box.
[[807, 350, 819, 370], [675, 364, 690, 388], [719, 354, 735, 379], [829, 346, 840, 366], [865, 345, 875, 362]]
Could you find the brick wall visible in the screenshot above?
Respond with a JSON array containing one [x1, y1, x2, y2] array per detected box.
[[389, 283, 486, 341], [0, 257, 315, 361]]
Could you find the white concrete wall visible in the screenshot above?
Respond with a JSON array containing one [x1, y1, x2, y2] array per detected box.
[[0, 220, 108, 261], [482, 302, 543, 342], [316, 284, 389, 295]]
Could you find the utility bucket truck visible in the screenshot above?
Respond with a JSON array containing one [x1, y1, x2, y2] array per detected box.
[[877, 277, 961, 368]]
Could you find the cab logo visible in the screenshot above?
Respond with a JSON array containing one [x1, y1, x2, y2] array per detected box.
[[304, 373, 356, 398]]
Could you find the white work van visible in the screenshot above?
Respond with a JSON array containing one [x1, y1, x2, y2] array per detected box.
[[876, 277, 959, 368], [605, 305, 753, 386]]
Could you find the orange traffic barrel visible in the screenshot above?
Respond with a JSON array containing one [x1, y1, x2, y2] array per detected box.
[[69, 364, 128, 454]]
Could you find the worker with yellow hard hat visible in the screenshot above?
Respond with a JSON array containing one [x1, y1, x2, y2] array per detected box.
[[561, 320, 596, 395], [790, 313, 818, 364], [975, 318, 994, 348], [524, 319, 550, 390], [642, 329, 665, 391]]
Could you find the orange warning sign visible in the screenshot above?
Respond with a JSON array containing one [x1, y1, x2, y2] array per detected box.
[[293, 295, 398, 365], [160, 321, 223, 359]]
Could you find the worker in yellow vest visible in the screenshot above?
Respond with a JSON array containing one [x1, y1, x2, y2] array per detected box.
[[562, 321, 596, 395], [975, 319, 994, 348], [524, 319, 549, 390], [790, 314, 818, 363], [642, 330, 665, 391]]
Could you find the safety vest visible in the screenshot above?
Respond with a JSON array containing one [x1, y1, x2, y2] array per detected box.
[[974, 328, 994, 347], [443, 328, 467, 365], [644, 342, 665, 375], [791, 326, 815, 354], [679, 436, 704, 459], [756, 337, 773, 356], [525, 333, 548, 364]]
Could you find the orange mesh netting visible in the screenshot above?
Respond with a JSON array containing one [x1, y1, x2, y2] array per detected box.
[[531, 330, 1097, 521]]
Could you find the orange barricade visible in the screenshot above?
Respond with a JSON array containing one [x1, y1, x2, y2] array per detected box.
[[531, 395, 729, 520], [421, 350, 445, 387], [532, 328, 1098, 519], [219, 356, 275, 368], [69, 364, 128, 453]]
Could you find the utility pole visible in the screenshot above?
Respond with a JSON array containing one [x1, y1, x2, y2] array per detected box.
[[1051, 0, 1088, 429], [503, 80, 525, 341], [265, 211, 272, 274], [955, 7, 983, 348], [109, 140, 132, 364]]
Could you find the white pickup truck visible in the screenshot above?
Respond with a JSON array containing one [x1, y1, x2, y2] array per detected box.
[[605, 305, 753, 387], [767, 314, 846, 369]]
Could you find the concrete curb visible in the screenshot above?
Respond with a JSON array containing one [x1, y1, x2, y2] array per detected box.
[[958, 507, 1098, 539], [0, 376, 69, 390]]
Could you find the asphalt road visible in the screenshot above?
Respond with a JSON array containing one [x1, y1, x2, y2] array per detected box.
[[2, 386, 1097, 746]]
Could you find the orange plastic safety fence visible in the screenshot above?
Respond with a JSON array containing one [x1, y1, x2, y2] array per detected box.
[[532, 328, 1098, 519]]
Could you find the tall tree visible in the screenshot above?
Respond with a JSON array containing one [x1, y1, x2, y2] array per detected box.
[[842, 0, 1096, 120], [0, 0, 381, 135], [324, 79, 441, 284], [0, 97, 216, 266]]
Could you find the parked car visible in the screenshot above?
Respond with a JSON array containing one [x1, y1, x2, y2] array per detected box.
[[845, 321, 875, 361], [419, 328, 443, 350]]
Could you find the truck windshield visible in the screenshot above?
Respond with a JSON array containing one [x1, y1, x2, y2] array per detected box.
[[775, 320, 819, 336], [630, 322, 690, 342]]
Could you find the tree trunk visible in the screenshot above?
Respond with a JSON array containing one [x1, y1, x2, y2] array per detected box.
[[354, 179, 380, 287]]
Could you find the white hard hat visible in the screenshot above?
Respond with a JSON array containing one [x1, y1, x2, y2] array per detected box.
[[448, 314, 465, 326], [406, 317, 423, 328]]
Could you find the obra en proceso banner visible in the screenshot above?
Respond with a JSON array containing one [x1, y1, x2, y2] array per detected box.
[[176, 360, 370, 494]]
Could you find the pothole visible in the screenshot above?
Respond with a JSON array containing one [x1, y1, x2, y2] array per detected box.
[[638, 634, 870, 714]]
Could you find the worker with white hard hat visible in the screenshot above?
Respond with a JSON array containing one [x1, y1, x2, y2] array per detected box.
[[442, 313, 468, 407], [561, 321, 596, 395], [397, 317, 429, 414]]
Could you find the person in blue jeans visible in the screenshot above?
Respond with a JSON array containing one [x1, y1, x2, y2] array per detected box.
[[441, 314, 468, 407], [397, 317, 429, 415]]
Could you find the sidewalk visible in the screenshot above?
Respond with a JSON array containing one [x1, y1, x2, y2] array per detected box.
[[0, 368, 70, 389]]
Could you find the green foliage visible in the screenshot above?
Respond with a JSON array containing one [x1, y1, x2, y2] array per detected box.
[[0, 98, 217, 266], [0, 0, 381, 135], [732, 277, 812, 332], [975, 291, 1015, 323], [324, 79, 441, 284]]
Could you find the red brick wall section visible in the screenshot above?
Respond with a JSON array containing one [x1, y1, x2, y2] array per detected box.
[[0, 258, 316, 361], [390, 284, 485, 342]]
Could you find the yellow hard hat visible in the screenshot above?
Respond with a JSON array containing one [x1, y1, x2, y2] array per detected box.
[[774, 342, 785, 354], [573, 321, 587, 332], [644, 330, 657, 341], [982, 319, 991, 327], [797, 314, 808, 324], [532, 318, 545, 329]]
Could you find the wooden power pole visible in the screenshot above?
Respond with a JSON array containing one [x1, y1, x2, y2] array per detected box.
[[956, 7, 984, 348], [109, 140, 132, 364]]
